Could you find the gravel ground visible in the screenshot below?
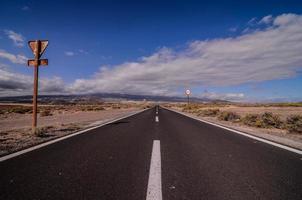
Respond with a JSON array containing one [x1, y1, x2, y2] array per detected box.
[[0, 108, 142, 156]]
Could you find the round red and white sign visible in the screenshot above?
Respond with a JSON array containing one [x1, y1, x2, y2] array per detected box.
[[185, 89, 191, 95]]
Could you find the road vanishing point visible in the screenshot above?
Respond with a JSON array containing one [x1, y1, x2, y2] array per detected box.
[[0, 106, 301, 200]]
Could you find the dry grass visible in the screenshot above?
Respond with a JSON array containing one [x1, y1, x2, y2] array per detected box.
[[170, 102, 302, 134]]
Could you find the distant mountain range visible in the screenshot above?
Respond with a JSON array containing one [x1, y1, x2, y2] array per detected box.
[[0, 93, 229, 104]]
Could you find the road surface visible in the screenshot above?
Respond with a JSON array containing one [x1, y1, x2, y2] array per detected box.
[[0, 106, 301, 199]]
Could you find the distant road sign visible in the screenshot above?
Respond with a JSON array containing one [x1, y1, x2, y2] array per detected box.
[[185, 89, 191, 95], [28, 40, 48, 57]]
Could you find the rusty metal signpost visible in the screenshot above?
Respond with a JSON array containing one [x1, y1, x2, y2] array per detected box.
[[27, 40, 48, 133]]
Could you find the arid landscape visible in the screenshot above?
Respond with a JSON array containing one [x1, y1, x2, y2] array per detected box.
[[164, 102, 302, 149], [0, 101, 151, 156]]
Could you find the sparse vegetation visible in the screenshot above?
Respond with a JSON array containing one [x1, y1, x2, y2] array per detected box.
[[35, 126, 54, 137], [40, 109, 52, 117], [218, 111, 241, 122], [261, 112, 283, 128], [241, 112, 283, 128], [198, 109, 220, 117], [0, 101, 148, 156], [241, 114, 262, 127], [8, 107, 32, 114], [80, 105, 107, 111], [286, 115, 302, 134], [174, 103, 302, 134]]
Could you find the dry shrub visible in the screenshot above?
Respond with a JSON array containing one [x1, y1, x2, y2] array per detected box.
[[218, 111, 240, 122], [261, 112, 283, 128], [35, 126, 54, 137], [112, 105, 121, 109], [9, 107, 32, 114], [198, 109, 220, 117], [182, 104, 201, 112], [286, 115, 302, 134], [94, 106, 105, 111], [40, 109, 52, 117], [81, 106, 105, 111], [242, 112, 282, 128], [242, 114, 263, 127]]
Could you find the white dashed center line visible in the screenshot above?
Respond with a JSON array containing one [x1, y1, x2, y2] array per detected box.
[[146, 140, 162, 200], [155, 116, 159, 122]]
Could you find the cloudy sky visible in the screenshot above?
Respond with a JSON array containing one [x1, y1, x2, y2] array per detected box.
[[1, 0, 302, 102]]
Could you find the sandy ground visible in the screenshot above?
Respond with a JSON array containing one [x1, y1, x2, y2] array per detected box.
[[210, 106, 302, 120], [0, 108, 139, 131], [170, 106, 302, 150], [0, 107, 143, 156]]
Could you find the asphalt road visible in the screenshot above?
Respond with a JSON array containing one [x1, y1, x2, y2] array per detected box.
[[0, 106, 301, 200]]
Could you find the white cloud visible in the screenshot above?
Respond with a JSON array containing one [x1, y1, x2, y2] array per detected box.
[[1, 13, 302, 100], [258, 15, 273, 24], [200, 92, 245, 101], [0, 49, 28, 64], [67, 13, 302, 96], [273, 13, 300, 26], [247, 17, 257, 26], [65, 51, 75, 56], [4, 30, 25, 47], [0, 67, 66, 96]]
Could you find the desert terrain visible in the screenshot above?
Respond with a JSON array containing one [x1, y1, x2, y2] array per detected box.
[[0, 101, 151, 156], [164, 102, 302, 149]]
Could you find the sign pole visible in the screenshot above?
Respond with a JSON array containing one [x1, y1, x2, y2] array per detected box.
[[185, 89, 191, 106], [32, 40, 41, 133], [28, 40, 48, 134], [187, 94, 189, 105]]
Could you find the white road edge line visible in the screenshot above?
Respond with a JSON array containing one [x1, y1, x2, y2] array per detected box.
[[0, 109, 149, 162], [146, 140, 162, 200], [155, 116, 159, 122], [164, 107, 302, 155]]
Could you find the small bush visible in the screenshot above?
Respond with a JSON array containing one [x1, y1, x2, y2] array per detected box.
[[242, 112, 283, 128], [198, 109, 220, 117], [286, 115, 302, 134], [261, 112, 283, 128], [112, 105, 121, 109], [9, 107, 32, 114], [182, 104, 201, 112], [218, 111, 241, 122], [94, 106, 105, 111], [242, 114, 263, 127], [40, 109, 52, 117]]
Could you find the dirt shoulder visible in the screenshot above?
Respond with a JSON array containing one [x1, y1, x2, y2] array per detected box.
[[0, 103, 148, 156], [165, 105, 302, 150]]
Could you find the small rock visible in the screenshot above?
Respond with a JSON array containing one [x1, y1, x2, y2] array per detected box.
[[169, 185, 176, 189]]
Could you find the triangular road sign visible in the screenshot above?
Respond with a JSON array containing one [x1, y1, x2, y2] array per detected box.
[[40, 40, 48, 56], [28, 40, 49, 57]]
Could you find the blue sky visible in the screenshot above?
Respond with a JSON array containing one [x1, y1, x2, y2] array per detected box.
[[0, 0, 302, 101]]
